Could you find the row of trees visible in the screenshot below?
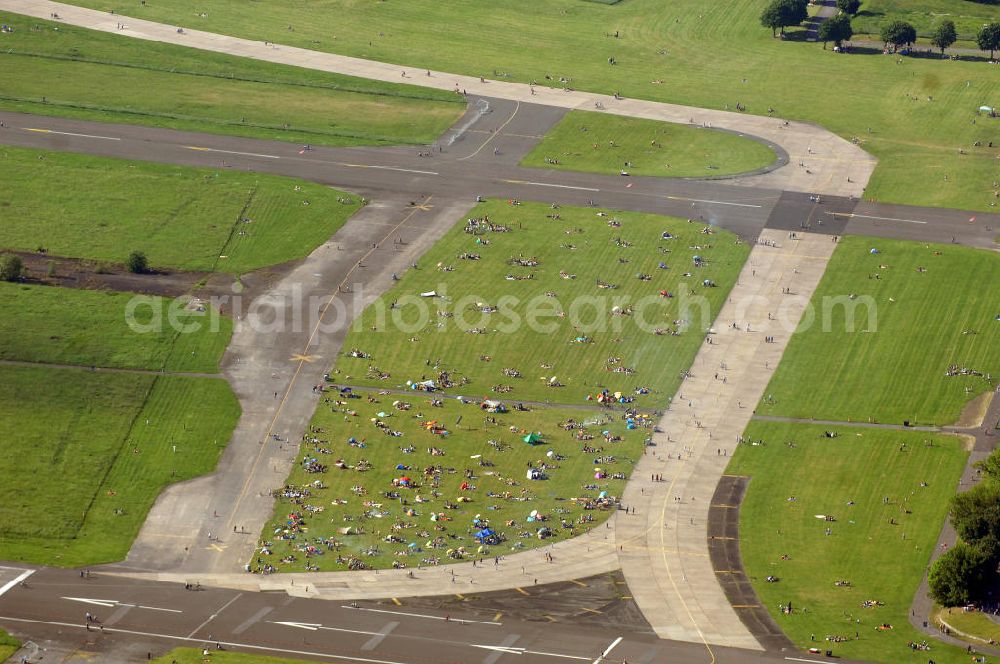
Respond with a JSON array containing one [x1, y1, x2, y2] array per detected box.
[[882, 19, 1000, 58], [760, 0, 1000, 58], [929, 449, 1000, 606]]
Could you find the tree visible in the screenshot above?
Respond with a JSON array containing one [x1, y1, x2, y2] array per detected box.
[[761, 0, 808, 36], [126, 250, 149, 274], [930, 20, 957, 55], [0, 253, 23, 282], [928, 542, 992, 607], [977, 22, 1000, 60], [836, 0, 861, 15], [880, 20, 917, 52], [761, 0, 786, 37], [819, 14, 854, 48], [950, 481, 1000, 545], [975, 448, 1000, 482]]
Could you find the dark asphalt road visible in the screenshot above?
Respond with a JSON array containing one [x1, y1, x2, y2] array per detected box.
[[3, 102, 997, 251], [0, 567, 862, 664]]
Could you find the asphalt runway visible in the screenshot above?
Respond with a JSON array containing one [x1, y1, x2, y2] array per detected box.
[[2, 103, 996, 251], [0, 567, 863, 664]]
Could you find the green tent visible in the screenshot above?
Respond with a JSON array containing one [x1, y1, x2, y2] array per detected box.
[[523, 433, 544, 445]]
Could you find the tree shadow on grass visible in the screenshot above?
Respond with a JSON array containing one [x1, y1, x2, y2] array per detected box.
[[842, 45, 996, 63], [781, 26, 817, 42]]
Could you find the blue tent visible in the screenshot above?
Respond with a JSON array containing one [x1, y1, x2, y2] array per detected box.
[[474, 528, 496, 541]]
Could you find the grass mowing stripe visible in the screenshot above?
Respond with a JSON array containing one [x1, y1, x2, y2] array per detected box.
[[0, 146, 362, 273], [757, 236, 1000, 426], [1, 49, 464, 104], [727, 420, 971, 664], [0, 366, 240, 566], [0, 283, 230, 373], [521, 111, 777, 178], [0, 15, 463, 148]]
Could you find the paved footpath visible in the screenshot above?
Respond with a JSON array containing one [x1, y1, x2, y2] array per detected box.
[[3, 0, 876, 198], [615, 229, 837, 649]]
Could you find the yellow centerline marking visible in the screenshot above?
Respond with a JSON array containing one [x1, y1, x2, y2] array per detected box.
[[457, 101, 521, 161], [225, 196, 433, 532]]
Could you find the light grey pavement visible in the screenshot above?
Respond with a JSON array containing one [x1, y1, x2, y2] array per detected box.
[[2, 0, 877, 197], [121, 194, 476, 574], [615, 229, 837, 649]]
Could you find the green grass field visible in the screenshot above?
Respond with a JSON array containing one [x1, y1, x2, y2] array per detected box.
[[342, 200, 748, 407], [0, 146, 361, 273], [853, 0, 1000, 41], [0, 279, 236, 565], [520, 110, 777, 177], [258, 390, 640, 572], [0, 365, 239, 566], [0, 15, 463, 147], [60, 0, 1000, 211], [933, 605, 1000, 646], [0, 628, 19, 662], [0, 282, 230, 372], [727, 420, 970, 664], [756, 237, 1000, 426], [154, 649, 306, 664]]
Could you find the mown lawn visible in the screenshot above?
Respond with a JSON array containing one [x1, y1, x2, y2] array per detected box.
[[0, 146, 361, 273], [0, 14, 463, 147], [0, 628, 19, 661], [154, 649, 306, 664], [756, 236, 1000, 426], [727, 420, 971, 664], [0, 365, 239, 566], [852, 0, 1000, 42], [933, 605, 1000, 646], [342, 200, 748, 407], [0, 282, 230, 372], [521, 110, 777, 178], [258, 390, 641, 572], [57, 0, 1000, 211]]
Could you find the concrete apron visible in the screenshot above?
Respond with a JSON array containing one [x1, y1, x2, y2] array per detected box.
[[122, 195, 474, 574], [616, 229, 836, 649]]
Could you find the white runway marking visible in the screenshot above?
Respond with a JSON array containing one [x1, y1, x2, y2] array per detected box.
[[834, 212, 928, 225], [24, 128, 120, 141], [336, 163, 438, 175], [186, 146, 280, 159], [62, 596, 183, 614], [665, 195, 762, 208], [341, 604, 502, 625], [502, 179, 600, 192], [0, 616, 411, 664], [0, 569, 33, 598], [473, 644, 590, 660], [592, 636, 623, 663], [271, 620, 382, 636]]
